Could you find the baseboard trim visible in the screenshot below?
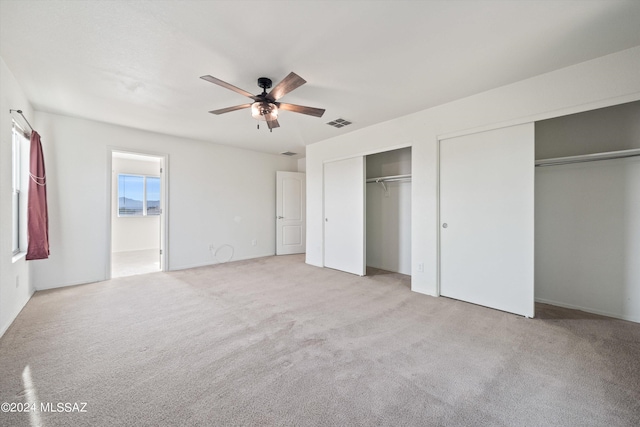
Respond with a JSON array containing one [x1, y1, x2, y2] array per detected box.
[[0, 289, 35, 339], [535, 298, 640, 323], [33, 254, 280, 291], [170, 252, 277, 271], [36, 277, 105, 291]]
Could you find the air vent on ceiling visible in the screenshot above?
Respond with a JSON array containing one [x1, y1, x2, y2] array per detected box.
[[326, 118, 352, 128], [280, 151, 297, 156]]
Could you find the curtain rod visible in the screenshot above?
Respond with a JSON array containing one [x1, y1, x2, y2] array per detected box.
[[9, 109, 34, 132]]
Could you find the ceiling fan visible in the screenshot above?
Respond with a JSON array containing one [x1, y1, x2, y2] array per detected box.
[[200, 72, 325, 131]]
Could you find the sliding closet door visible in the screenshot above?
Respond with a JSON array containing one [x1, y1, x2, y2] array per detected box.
[[440, 123, 534, 317], [324, 157, 365, 276]]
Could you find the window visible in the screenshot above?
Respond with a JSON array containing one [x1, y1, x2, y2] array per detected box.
[[12, 122, 28, 255], [118, 174, 160, 216]]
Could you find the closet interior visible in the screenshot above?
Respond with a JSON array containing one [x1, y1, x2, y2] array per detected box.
[[365, 147, 412, 276], [534, 101, 640, 322]]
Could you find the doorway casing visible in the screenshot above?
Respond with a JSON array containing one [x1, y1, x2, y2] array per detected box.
[[107, 148, 169, 279]]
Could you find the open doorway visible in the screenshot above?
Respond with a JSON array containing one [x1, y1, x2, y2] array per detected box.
[[110, 150, 167, 278], [534, 101, 640, 322], [365, 147, 412, 277]]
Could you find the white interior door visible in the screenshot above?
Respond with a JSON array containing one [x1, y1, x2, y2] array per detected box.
[[440, 123, 534, 317], [324, 157, 365, 276], [276, 171, 306, 255]]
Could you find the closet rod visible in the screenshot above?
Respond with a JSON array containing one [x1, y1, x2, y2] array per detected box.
[[535, 148, 640, 167], [9, 109, 34, 132], [366, 174, 412, 183]]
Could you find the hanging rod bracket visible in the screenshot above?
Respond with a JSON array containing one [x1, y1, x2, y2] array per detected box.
[[9, 109, 34, 132]]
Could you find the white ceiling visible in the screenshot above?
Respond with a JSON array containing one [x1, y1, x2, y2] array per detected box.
[[2, 1, 639, 157]]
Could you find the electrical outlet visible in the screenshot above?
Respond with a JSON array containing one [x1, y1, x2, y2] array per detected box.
[[417, 263, 424, 273], [251, 239, 257, 246]]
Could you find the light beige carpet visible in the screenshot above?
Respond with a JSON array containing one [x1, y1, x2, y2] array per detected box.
[[1, 255, 639, 426]]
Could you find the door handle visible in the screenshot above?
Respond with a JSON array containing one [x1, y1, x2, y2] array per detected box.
[[442, 223, 448, 228], [277, 216, 284, 219]]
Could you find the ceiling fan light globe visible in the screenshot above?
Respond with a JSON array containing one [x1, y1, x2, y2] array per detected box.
[[251, 101, 278, 121]]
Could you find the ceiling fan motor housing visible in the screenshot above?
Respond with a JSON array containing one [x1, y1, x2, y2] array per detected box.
[[254, 77, 276, 121]]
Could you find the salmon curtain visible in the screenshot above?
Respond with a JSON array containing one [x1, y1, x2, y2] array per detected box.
[[26, 130, 49, 260]]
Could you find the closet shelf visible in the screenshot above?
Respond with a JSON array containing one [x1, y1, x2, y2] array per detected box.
[[365, 174, 412, 183], [535, 148, 640, 167]]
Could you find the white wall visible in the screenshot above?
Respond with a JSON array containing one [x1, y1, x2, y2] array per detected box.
[[535, 158, 640, 322], [366, 148, 412, 275], [306, 46, 640, 296], [111, 156, 161, 253], [297, 158, 306, 173], [366, 182, 411, 274], [30, 112, 297, 290], [0, 57, 34, 337], [366, 148, 412, 177]]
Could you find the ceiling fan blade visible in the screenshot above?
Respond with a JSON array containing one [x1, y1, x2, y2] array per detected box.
[[266, 119, 280, 129], [208, 104, 252, 115], [200, 75, 258, 100], [277, 103, 325, 117], [267, 72, 306, 101]]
